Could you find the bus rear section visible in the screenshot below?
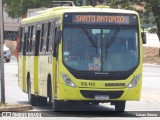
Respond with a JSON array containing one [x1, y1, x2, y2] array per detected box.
[[53, 12, 143, 112]]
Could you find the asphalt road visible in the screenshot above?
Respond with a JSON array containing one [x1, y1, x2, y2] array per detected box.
[[3, 56, 160, 118]]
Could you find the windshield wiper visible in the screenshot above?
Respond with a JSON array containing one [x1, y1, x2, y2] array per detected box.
[[81, 25, 97, 47], [105, 26, 120, 59], [106, 26, 120, 48], [81, 25, 99, 58]]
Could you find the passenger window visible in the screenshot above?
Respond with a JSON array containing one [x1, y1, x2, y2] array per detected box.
[[40, 24, 44, 52], [35, 24, 41, 56], [40, 24, 47, 52], [29, 26, 33, 52], [53, 27, 60, 57], [23, 27, 28, 55], [31, 26, 36, 53], [42, 23, 48, 52], [26, 26, 30, 53], [48, 22, 55, 53], [46, 22, 51, 52]]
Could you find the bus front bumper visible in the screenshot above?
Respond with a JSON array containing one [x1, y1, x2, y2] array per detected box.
[[57, 83, 141, 101]]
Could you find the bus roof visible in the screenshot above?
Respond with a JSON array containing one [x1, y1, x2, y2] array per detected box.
[[21, 6, 139, 25]]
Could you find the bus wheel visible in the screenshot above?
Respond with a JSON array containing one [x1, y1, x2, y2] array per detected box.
[[52, 99, 62, 112], [114, 101, 126, 112], [47, 78, 52, 103], [27, 77, 37, 106]]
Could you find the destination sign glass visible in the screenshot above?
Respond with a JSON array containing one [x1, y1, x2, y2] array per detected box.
[[64, 13, 138, 25]]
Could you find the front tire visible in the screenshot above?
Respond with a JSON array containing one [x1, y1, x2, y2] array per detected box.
[[114, 101, 126, 112], [47, 79, 52, 103]]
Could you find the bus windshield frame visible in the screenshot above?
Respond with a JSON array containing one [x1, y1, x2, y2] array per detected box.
[[62, 13, 140, 80]]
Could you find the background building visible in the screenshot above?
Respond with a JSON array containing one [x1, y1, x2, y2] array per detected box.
[[3, 10, 21, 41]]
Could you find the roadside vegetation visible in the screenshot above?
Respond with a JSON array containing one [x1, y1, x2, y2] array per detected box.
[[143, 47, 160, 65]]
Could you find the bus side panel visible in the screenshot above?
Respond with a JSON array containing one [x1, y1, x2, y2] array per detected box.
[[43, 55, 53, 97], [38, 55, 48, 97], [34, 56, 39, 94], [41, 55, 53, 97], [38, 55, 43, 96]]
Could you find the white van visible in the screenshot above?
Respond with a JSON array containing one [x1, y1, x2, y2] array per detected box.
[[3, 44, 11, 62]]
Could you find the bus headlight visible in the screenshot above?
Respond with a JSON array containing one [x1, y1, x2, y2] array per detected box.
[[127, 74, 141, 88], [61, 72, 76, 87]]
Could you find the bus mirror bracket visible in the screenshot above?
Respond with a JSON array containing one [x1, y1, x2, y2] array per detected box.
[[55, 29, 62, 45], [141, 27, 147, 44]]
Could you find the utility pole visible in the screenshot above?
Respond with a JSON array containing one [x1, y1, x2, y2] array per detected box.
[[0, 0, 5, 103]]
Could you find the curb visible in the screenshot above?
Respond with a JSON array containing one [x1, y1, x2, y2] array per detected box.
[[143, 64, 160, 67], [0, 105, 33, 112]]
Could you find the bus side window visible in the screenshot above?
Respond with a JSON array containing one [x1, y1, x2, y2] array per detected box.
[[48, 22, 54, 53], [53, 27, 60, 57], [23, 27, 28, 55], [31, 26, 36, 53], [46, 22, 51, 52], [29, 26, 33, 52], [35, 24, 41, 56], [40, 24, 44, 52], [42, 23, 48, 52], [26, 26, 30, 53]]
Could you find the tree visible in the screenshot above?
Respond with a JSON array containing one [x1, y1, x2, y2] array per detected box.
[[4, 0, 160, 42], [106, 0, 160, 42], [3, 0, 52, 18], [3, 0, 107, 18]]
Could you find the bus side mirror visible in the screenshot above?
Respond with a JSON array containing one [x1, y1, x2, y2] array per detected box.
[[55, 29, 62, 45], [141, 27, 146, 44], [141, 32, 146, 44]]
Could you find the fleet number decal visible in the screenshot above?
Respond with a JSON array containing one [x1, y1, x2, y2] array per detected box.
[[81, 82, 95, 87]]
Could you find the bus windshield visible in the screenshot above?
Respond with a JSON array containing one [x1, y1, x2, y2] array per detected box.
[[62, 26, 139, 72]]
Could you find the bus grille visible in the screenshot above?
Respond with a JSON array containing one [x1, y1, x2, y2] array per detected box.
[[80, 90, 124, 99]]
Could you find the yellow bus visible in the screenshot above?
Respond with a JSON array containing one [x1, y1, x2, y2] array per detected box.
[[18, 6, 146, 111]]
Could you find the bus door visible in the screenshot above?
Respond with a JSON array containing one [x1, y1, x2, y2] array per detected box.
[[38, 22, 53, 97], [26, 25, 38, 94], [46, 21, 55, 97], [53, 19, 61, 97]]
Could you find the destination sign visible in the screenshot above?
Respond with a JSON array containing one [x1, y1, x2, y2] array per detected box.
[[73, 15, 129, 24], [64, 13, 138, 25]]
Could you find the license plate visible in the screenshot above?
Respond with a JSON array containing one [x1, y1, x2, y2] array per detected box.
[[95, 95, 109, 100]]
